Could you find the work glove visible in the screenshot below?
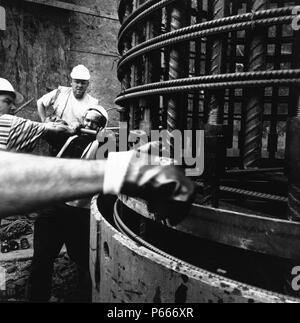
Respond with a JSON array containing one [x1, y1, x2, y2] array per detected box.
[[103, 149, 195, 226]]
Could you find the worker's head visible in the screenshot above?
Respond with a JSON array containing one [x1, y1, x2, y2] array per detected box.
[[0, 78, 23, 115], [83, 106, 108, 132], [70, 65, 91, 99]]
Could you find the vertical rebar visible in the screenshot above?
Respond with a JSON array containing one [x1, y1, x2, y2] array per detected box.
[[287, 25, 300, 222], [162, 7, 171, 129], [227, 0, 239, 149], [119, 0, 133, 124], [166, 1, 189, 134], [268, 24, 282, 160], [203, 0, 229, 208], [139, 8, 162, 134], [207, 0, 229, 126], [129, 0, 144, 130], [192, 0, 203, 131], [242, 0, 268, 169]]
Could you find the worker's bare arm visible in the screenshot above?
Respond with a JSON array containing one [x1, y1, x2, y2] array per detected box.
[[37, 100, 47, 123], [0, 149, 195, 225], [44, 122, 77, 136], [0, 151, 105, 218]]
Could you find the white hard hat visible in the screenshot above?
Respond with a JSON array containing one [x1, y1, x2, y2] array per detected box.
[[87, 105, 108, 127], [0, 78, 24, 104], [70, 65, 91, 81]]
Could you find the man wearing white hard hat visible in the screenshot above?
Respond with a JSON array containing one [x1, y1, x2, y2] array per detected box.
[[37, 65, 98, 125], [0, 78, 76, 152], [37, 65, 102, 155]]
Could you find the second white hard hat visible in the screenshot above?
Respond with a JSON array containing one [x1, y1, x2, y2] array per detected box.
[[70, 65, 91, 81], [0, 78, 24, 104], [86, 105, 109, 128]]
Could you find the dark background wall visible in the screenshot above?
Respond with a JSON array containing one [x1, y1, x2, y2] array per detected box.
[[69, 0, 120, 125], [0, 0, 120, 134]]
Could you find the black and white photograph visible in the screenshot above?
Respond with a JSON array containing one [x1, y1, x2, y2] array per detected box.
[[0, 0, 300, 306]]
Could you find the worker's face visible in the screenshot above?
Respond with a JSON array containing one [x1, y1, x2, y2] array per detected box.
[[83, 110, 103, 132], [0, 93, 16, 115], [71, 79, 89, 99]]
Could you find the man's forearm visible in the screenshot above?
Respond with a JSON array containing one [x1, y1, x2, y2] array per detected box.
[[37, 101, 47, 122], [0, 152, 106, 218], [43, 122, 75, 137]]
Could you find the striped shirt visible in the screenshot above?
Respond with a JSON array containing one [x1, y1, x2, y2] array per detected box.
[[0, 114, 46, 152]]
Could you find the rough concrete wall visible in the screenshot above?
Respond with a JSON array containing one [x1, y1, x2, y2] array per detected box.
[[0, 0, 71, 123], [0, 0, 121, 131]]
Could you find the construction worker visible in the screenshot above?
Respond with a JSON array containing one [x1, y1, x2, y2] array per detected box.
[[0, 150, 194, 219], [57, 106, 108, 159], [37, 65, 100, 155], [0, 79, 195, 303], [37, 64, 98, 125], [0, 78, 76, 152], [27, 106, 109, 303], [0, 80, 194, 223]]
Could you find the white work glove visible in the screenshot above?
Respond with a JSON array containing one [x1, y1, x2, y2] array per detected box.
[[103, 148, 195, 226]]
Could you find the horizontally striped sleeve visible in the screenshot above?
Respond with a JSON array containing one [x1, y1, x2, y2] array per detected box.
[[6, 115, 46, 152], [0, 115, 14, 150]]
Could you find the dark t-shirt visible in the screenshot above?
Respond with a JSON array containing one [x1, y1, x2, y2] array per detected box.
[[59, 135, 95, 159]]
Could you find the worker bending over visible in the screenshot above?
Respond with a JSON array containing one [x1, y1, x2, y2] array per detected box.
[[27, 106, 108, 302]]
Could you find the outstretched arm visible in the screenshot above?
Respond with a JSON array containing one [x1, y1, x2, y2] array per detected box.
[[0, 150, 195, 225], [0, 151, 105, 217], [44, 122, 78, 136]]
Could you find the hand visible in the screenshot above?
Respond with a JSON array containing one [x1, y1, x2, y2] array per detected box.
[[44, 116, 68, 125], [45, 123, 76, 136], [103, 148, 195, 226], [69, 122, 82, 134]]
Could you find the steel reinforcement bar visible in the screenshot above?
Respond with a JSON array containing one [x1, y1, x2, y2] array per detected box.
[[115, 78, 300, 105], [117, 14, 294, 78], [118, 6, 294, 62], [117, 0, 300, 214], [242, 0, 268, 169], [117, 70, 300, 94], [118, 1, 294, 52], [118, 0, 177, 51]]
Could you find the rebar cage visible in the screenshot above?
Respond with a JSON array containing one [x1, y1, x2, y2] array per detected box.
[[116, 0, 300, 218]]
